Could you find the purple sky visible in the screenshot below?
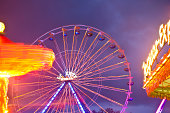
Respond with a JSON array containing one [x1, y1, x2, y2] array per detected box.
[[1, 0, 170, 113]]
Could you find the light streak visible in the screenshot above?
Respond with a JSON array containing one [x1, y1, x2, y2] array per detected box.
[[156, 99, 167, 113], [0, 25, 55, 113], [143, 20, 170, 88], [0, 43, 55, 77], [68, 82, 85, 113], [0, 77, 8, 113], [41, 82, 65, 113]]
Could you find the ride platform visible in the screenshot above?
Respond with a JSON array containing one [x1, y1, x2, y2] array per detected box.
[[145, 49, 170, 100]]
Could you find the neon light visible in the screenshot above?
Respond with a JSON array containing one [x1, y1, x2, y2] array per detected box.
[[143, 20, 170, 88], [41, 82, 65, 113], [68, 82, 85, 113], [156, 99, 167, 113]]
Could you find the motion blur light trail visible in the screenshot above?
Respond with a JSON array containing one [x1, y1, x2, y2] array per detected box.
[[142, 20, 170, 113], [0, 22, 55, 113]]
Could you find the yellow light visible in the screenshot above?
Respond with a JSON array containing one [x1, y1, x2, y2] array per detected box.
[[0, 77, 9, 113], [0, 41, 55, 113], [143, 20, 170, 86], [0, 22, 5, 33], [0, 43, 55, 77]]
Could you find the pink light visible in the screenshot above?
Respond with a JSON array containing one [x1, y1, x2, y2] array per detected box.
[[156, 98, 167, 113]]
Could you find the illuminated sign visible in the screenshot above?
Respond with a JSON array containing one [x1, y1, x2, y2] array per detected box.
[[142, 20, 170, 88]]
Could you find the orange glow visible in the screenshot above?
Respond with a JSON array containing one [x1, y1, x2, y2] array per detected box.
[[144, 49, 170, 100], [143, 20, 170, 100], [0, 77, 8, 113], [0, 43, 55, 77], [0, 35, 55, 113], [142, 39, 159, 82], [143, 20, 170, 87]]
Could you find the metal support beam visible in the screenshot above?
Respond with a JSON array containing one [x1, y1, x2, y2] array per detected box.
[[156, 98, 167, 113], [41, 82, 65, 113], [68, 82, 85, 113]]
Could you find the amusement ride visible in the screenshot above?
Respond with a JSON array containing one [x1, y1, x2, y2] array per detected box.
[[0, 22, 55, 113], [142, 20, 170, 113], [9, 25, 133, 113]]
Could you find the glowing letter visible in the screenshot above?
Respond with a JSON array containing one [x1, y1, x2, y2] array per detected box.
[[159, 24, 168, 47]]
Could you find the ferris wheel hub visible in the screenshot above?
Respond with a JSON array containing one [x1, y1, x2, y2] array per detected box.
[[57, 71, 77, 81]]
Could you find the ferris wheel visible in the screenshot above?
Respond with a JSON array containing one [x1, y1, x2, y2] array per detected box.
[[10, 25, 133, 113]]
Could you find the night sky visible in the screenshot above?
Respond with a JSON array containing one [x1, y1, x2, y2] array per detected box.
[[1, 0, 170, 113]]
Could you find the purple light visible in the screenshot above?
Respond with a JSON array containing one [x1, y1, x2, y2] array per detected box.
[[68, 82, 85, 113], [156, 99, 167, 113], [41, 82, 65, 113]]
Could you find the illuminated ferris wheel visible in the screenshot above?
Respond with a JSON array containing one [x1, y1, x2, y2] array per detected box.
[[10, 25, 133, 113]]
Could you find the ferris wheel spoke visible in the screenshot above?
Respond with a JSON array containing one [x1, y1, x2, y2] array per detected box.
[[33, 90, 56, 113], [60, 88, 68, 113], [76, 33, 89, 67], [28, 72, 58, 80], [46, 70, 60, 77], [72, 28, 88, 71], [72, 83, 107, 113], [68, 86, 73, 113], [69, 26, 76, 72], [17, 83, 61, 112], [52, 34, 66, 70], [78, 61, 126, 78], [79, 65, 126, 80], [77, 49, 119, 75], [52, 60, 65, 74], [51, 86, 66, 113], [78, 75, 130, 82], [13, 80, 56, 86], [74, 32, 100, 72], [15, 85, 62, 103], [76, 42, 109, 73], [73, 82, 123, 106], [15, 87, 54, 102], [41, 82, 66, 113], [51, 66, 62, 75], [14, 82, 60, 99], [78, 39, 100, 74], [77, 45, 109, 74], [74, 39, 110, 72], [74, 82, 128, 92], [66, 86, 69, 113], [73, 83, 92, 113], [62, 86, 68, 112], [38, 40, 64, 73], [79, 41, 112, 73], [62, 28, 69, 70], [72, 37, 78, 72]]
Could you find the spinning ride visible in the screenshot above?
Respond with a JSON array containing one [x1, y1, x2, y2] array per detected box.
[[142, 20, 170, 113], [0, 22, 55, 113], [11, 25, 133, 113]]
